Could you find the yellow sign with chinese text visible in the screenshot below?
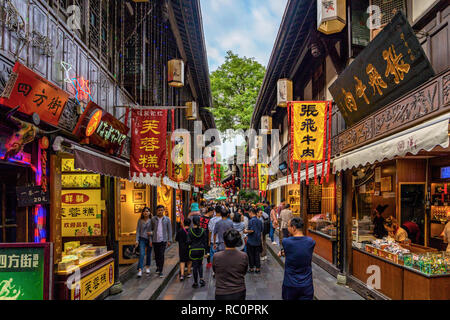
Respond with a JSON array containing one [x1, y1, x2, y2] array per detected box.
[[61, 189, 103, 237], [258, 164, 269, 193], [194, 161, 205, 187], [70, 261, 114, 300], [292, 102, 326, 162]]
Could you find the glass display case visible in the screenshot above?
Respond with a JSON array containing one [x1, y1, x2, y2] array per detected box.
[[352, 216, 376, 243], [361, 238, 450, 276], [309, 214, 336, 237], [403, 252, 450, 276]]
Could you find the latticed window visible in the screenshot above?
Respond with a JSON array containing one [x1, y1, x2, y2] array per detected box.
[[101, 0, 108, 59], [371, 0, 406, 26], [89, 0, 100, 51]]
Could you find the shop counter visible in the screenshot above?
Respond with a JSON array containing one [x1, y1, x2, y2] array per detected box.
[[307, 229, 336, 264], [54, 251, 114, 300], [352, 247, 450, 300]]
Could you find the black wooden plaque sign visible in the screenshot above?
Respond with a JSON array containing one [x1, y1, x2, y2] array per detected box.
[[308, 184, 322, 215], [16, 186, 50, 207], [329, 12, 435, 127]]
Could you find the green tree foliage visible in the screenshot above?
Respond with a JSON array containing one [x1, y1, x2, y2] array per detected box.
[[238, 189, 260, 203], [209, 51, 266, 137]]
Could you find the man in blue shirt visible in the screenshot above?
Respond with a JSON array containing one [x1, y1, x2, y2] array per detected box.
[[278, 217, 315, 300], [213, 208, 234, 252], [244, 208, 263, 273]]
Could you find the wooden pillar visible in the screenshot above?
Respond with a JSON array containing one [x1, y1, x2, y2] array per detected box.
[[105, 177, 121, 287], [50, 154, 63, 263], [301, 181, 308, 234], [343, 169, 354, 276], [335, 171, 345, 272]]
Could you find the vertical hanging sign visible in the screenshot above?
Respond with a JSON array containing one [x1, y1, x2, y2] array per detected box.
[[130, 109, 167, 179], [290, 101, 332, 185], [168, 132, 190, 183], [258, 164, 269, 197], [194, 161, 205, 188]]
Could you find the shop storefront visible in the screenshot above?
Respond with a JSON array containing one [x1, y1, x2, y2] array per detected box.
[[331, 71, 450, 299], [334, 113, 450, 299], [50, 99, 130, 300], [306, 174, 337, 265], [0, 61, 63, 245]]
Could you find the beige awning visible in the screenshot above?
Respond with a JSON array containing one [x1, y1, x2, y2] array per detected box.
[[333, 112, 450, 172]]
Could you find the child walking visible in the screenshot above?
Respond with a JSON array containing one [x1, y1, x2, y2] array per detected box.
[[187, 216, 208, 288]]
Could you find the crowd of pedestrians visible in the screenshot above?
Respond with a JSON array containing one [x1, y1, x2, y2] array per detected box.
[[134, 197, 315, 300]]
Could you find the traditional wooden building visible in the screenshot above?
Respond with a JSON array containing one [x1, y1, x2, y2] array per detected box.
[[252, 0, 449, 300], [0, 0, 214, 300]]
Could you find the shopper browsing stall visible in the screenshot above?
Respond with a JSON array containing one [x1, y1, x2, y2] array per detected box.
[[372, 204, 388, 239], [384, 216, 408, 242], [441, 212, 450, 252]]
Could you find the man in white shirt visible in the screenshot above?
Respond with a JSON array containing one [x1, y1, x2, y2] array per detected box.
[[151, 205, 172, 278]]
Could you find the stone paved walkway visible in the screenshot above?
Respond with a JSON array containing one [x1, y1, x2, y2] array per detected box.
[[105, 243, 179, 300], [268, 234, 364, 300], [158, 248, 284, 300], [106, 233, 364, 300]]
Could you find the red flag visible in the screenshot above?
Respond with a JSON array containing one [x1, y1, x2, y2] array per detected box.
[[130, 109, 167, 178]]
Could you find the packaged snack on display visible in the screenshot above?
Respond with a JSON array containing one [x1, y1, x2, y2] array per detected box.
[[403, 252, 449, 275]]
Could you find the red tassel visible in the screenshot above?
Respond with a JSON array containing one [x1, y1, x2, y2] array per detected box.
[[305, 161, 309, 185], [445, 184, 447, 194], [327, 101, 332, 183], [321, 102, 328, 185], [288, 102, 293, 184], [314, 162, 318, 185], [171, 109, 175, 179]]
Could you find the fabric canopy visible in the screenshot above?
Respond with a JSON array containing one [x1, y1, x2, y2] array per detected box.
[[74, 146, 130, 179], [333, 112, 450, 173]]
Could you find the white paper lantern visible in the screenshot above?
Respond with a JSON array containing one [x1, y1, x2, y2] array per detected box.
[[317, 0, 347, 35], [186, 101, 197, 120], [261, 115, 272, 134], [277, 78, 293, 107], [168, 59, 184, 87]]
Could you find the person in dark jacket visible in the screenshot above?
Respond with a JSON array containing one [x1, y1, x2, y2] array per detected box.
[[175, 218, 192, 281], [373, 204, 388, 238], [188, 216, 208, 288]]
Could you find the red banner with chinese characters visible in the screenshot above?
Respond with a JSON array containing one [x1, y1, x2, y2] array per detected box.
[[0, 62, 69, 126], [130, 109, 167, 178]]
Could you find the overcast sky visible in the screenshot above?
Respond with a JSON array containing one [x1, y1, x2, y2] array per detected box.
[[200, 0, 287, 160]]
